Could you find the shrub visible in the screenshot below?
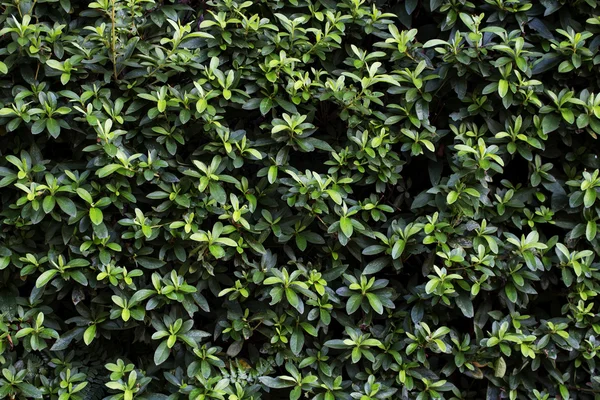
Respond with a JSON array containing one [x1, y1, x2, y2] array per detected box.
[[0, 0, 600, 399]]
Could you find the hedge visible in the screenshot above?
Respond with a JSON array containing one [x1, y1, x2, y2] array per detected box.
[[0, 0, 599, 399]]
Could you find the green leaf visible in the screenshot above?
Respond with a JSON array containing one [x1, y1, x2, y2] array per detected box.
[[16, 383, 43, 399], [584, 189, 596, 208], [455, 293, 474, 318], [391, 240, 406, 259], [29, 118, 47, 137], [366, 293, 384, 314], [324, 339, 349, 349], [561, 108, 574, 124], [351, 347, 362, 363], [340, 217, 353, 237], [42, 196, 56, 214], [209, 182, 226, 204], [158, 99, 167, 112], [136, 257, 166, 269], [586, 220, 597, 242], [326, 189, 342, 205], [226, 340, 243, 357], [542, 114, 560, 134], [84, 324, 96, 345], [558, 60, 573, 73], [36, 270, 58, 288], [267, 165, 277, 184], [447, 191, 459, 204], [430, 0, 443, 10], [209, 245, 225, 259], [216, 237, 237, 247], [559, 385, 569, 400], [295, 234, 307, 251], [363, 257, 390, 275], [498, 79, 508, 97], [286, 288, 301, 311], [154, 340, 170, 365], [346, 294, 362, 314], [45, 60, 63, 71], [260, 97, 273, 115], [96, 164, 123, 178], [505, 283, 517, 303], [76, 188, 93, 204], [494, 357, 506, 378], [89, 207, 103, 225], [290, 328, 304, 356], [46, 118, 60, 137], [59, 0, 71, 12], [259, 377, 295, 389]]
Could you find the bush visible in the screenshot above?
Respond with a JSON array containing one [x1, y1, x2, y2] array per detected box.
[[1, 0, 600, 398]]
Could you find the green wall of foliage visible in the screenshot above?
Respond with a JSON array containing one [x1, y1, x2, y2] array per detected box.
[[0, 0, 599, 399]]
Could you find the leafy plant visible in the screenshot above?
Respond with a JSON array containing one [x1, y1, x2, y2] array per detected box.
[[0, 0, 599, 399]]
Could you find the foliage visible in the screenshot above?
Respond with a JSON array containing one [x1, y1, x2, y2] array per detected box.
[[0, 0, 600, 399]]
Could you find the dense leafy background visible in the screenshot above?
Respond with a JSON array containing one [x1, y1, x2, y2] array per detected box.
[[0, 0, 600, 399]]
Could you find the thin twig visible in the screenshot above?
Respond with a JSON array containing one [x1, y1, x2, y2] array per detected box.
[[568, 386, 600, 394]]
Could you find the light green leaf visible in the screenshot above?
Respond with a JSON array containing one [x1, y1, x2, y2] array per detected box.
[[340, 216, 353, 237], [498, 79, 508, 97], [84, 324, 96, 345], [36, 269, 58, 288], [447, 191, 459, 204], [366, 293, 384, 314], [76, 188, 93, 204], [89, 207, 103, 225], [96, 164, 123, 178]]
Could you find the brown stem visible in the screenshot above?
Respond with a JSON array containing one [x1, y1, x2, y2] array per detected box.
[[568, 386, 600, 394], [315, 214, 328, 228]]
